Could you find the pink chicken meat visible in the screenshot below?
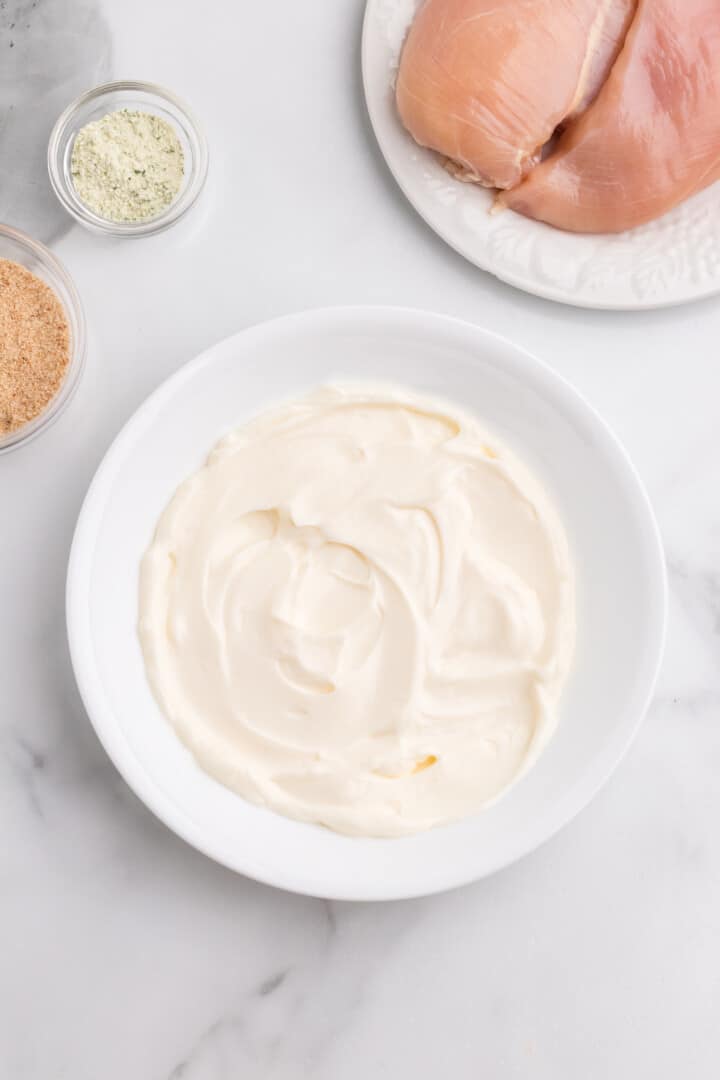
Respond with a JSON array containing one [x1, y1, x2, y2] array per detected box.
[[396, 0, 636, 191], [502, 0, 720, 232]]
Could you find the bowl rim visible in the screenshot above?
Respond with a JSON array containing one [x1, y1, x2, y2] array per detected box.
[[65, 305, 668, 900], [0, 222, 87, 455], [47, 79, 209, 238]]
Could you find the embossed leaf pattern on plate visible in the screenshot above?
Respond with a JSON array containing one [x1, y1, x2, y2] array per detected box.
[[364, 0, 720, 309]]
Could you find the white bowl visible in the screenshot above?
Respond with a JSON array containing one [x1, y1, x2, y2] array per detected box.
[[66, 307, 666, 900]]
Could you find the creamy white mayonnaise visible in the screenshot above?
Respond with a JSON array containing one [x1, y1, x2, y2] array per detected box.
[[139, 385, 575, 836]]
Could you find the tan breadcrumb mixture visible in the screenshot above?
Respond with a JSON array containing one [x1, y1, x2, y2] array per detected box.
[[0, 259, 70, 434]]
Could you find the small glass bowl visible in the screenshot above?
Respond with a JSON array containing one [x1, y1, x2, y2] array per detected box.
[[0, 224, 87, 455], [47, 80, 209, 237]]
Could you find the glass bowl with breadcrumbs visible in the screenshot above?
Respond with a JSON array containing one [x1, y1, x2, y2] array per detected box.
[[0, 224, 86, 454]]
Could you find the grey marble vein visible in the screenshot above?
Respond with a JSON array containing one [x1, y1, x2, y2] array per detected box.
[[5, 733, 47, 818], [257, 969, 290, 998], [668, 557, 720, 638], [0, 0, 112, 240]]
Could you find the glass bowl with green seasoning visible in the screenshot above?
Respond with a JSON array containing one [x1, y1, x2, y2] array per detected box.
[[0, 224, 86, 454], [47, 81, 209, 238]]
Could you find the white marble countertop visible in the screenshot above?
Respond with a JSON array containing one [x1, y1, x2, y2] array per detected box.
[[2, 1, 719, 1076]]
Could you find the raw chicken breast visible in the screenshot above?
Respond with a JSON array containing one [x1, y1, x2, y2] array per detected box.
[[502, 0, 720, 232], [396, 0, 635, 190]]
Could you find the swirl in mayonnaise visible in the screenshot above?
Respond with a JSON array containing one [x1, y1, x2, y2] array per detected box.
[[139, 386, 575, 836]]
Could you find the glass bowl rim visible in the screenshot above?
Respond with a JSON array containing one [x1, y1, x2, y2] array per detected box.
[[47, 79, 209, 238], [0, 222, 87, 454]]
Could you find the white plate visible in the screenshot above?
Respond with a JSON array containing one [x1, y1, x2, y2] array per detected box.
[[66, 307, 666, 900], [362, 0, 720, 310]]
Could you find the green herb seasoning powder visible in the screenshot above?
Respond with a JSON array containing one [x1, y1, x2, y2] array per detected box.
[[71, 108, 185, 223]]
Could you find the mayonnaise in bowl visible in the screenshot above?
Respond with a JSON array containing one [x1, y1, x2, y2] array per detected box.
[[138, 384, 575, 837]]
